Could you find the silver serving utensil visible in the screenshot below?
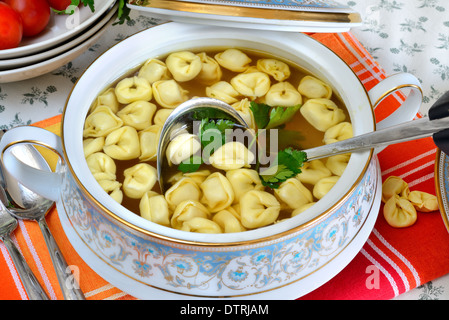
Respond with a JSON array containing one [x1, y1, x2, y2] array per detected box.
[[1, 138, 85, 300], [157, 97, 250, 193], [0, 186, 49, 300]]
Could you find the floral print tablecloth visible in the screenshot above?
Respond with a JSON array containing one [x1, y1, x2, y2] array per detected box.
[[0, 0, 448, 299]]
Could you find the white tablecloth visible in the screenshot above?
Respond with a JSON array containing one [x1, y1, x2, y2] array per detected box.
[[0, 0, 448, 299]]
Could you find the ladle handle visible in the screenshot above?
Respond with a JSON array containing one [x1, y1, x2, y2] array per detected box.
[[37, 217, 85, 300], [305, 116, 446, 161], [1, 233, 49, 300]]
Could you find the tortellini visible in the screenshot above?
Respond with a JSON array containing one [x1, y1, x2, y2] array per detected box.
[[92, 88, 120, 113], [166, 132, 201, 166], [256, 58, 291, 81], [383, 195, 417, 228], [313, 176, 340, 200], [240, 190, 280, 229], [323, 122, 353, 145], [213, 208, 246, 233], [206, 81, 240, 104], [83, 106, 123, 138], [171, 200, 210, 230], [230, 72, 271, 99], [296, 159, 332, 185], [103, 126, 141, 160], [138, 58, 171, 84], [196, 52, 222, 85], [209, 141, 255, 171], [115, 76, 152, 104], [215, 49, 251, 72], [408, 190, 438, 212], [231, 98, 255, 129], [165, 177, 202, 211], [200, 172, 234, 213], [123, 163, 157, 199], [117, 100, 157, 130], [325, 154, 350, 176], [180, 217, 222, 233], [153, 108, 173, 126], [226, 169, 263, 204], [275, 178, 313, 209], [139, 191, 171, 226], [381, 176, 410, 203], [166, 51, 202, 82], [300, 98, 346, 132], [86, 152, 116, 181], [83, 137, 105, 158], [139, 125, 162, 161], [152, 79, 189, 108], [297, 75, 332, 99], [264, 82, 302, 107]]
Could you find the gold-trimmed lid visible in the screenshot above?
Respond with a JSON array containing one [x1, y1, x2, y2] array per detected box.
[[127, 0, 362, 32]]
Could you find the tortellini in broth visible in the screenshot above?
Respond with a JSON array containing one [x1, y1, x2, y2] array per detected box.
[[83, 47, 352, 234]]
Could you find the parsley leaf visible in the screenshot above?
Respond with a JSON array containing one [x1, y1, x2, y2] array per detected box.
[[249, 101, 301, 130], [259, 148, 307, 189], [199, 118, 235, 148], [178, 155, 203, 173]]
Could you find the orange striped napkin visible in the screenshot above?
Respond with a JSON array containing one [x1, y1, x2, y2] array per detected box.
[[0, 32, 446, 300]]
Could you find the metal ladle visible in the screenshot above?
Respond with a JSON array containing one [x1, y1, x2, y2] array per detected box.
[[1, 137, 85, 300], [156, 94, 449, 190], [157, 97, 251, 193]]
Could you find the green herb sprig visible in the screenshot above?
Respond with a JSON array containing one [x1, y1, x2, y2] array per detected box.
[[54, 0, 131, 25]]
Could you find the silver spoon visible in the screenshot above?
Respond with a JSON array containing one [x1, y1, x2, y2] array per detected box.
[[157, 97, 250, 193], [0, 185, 49, 300], [1, 140, 85, 300]]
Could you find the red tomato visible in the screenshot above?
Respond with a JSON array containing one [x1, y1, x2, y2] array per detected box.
[[0, 2, 23, 49], [5, 0, 50, 37], [46, 0, 72, 11]]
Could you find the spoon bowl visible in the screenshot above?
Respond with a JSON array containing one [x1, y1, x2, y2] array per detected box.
[[157, 97, 251, 193]]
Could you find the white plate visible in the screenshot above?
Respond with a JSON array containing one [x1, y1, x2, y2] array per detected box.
[[0, 4, 118, 70], [0, 0, 115, 59], [56, 157, 381, 300], [0, 13, 116, 83]]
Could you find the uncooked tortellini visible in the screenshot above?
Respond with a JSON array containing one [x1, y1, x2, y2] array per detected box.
[[166, 132, 201, 166], [115, 76, 152, 104], [300, 98, 346, 132], [200, 172, 234, 213], [206, 81, 240, 104], [165, 51, 202, 82], [239, 190, 280, 229], [103, 126, 140, 160], [297, 75, 332, 99], [230, 72, 271, 99], [209, 141, 255, 171], [381, 176, 410, 203], [117, 100, 157, 130], [256, 58, 291, 81], [383, 195, 417, 228], [139, 192, 171, 227], [226, 168, 263, 204], [408, 190, 438, 212], [323, 122, 353, 145], [152, 80, 189, 109], [264, 82, 302, 107], [138, 58, 171, 84], [83, 106, 123, 138], [123, 163, 157, 199], [215, 49, 251, 72], [275, 178, 313, 209], [196, 52, 222, 85]]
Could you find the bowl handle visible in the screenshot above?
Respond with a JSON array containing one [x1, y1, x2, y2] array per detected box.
[[0, 126, 64, 202], [368, 72, 422, 130]]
